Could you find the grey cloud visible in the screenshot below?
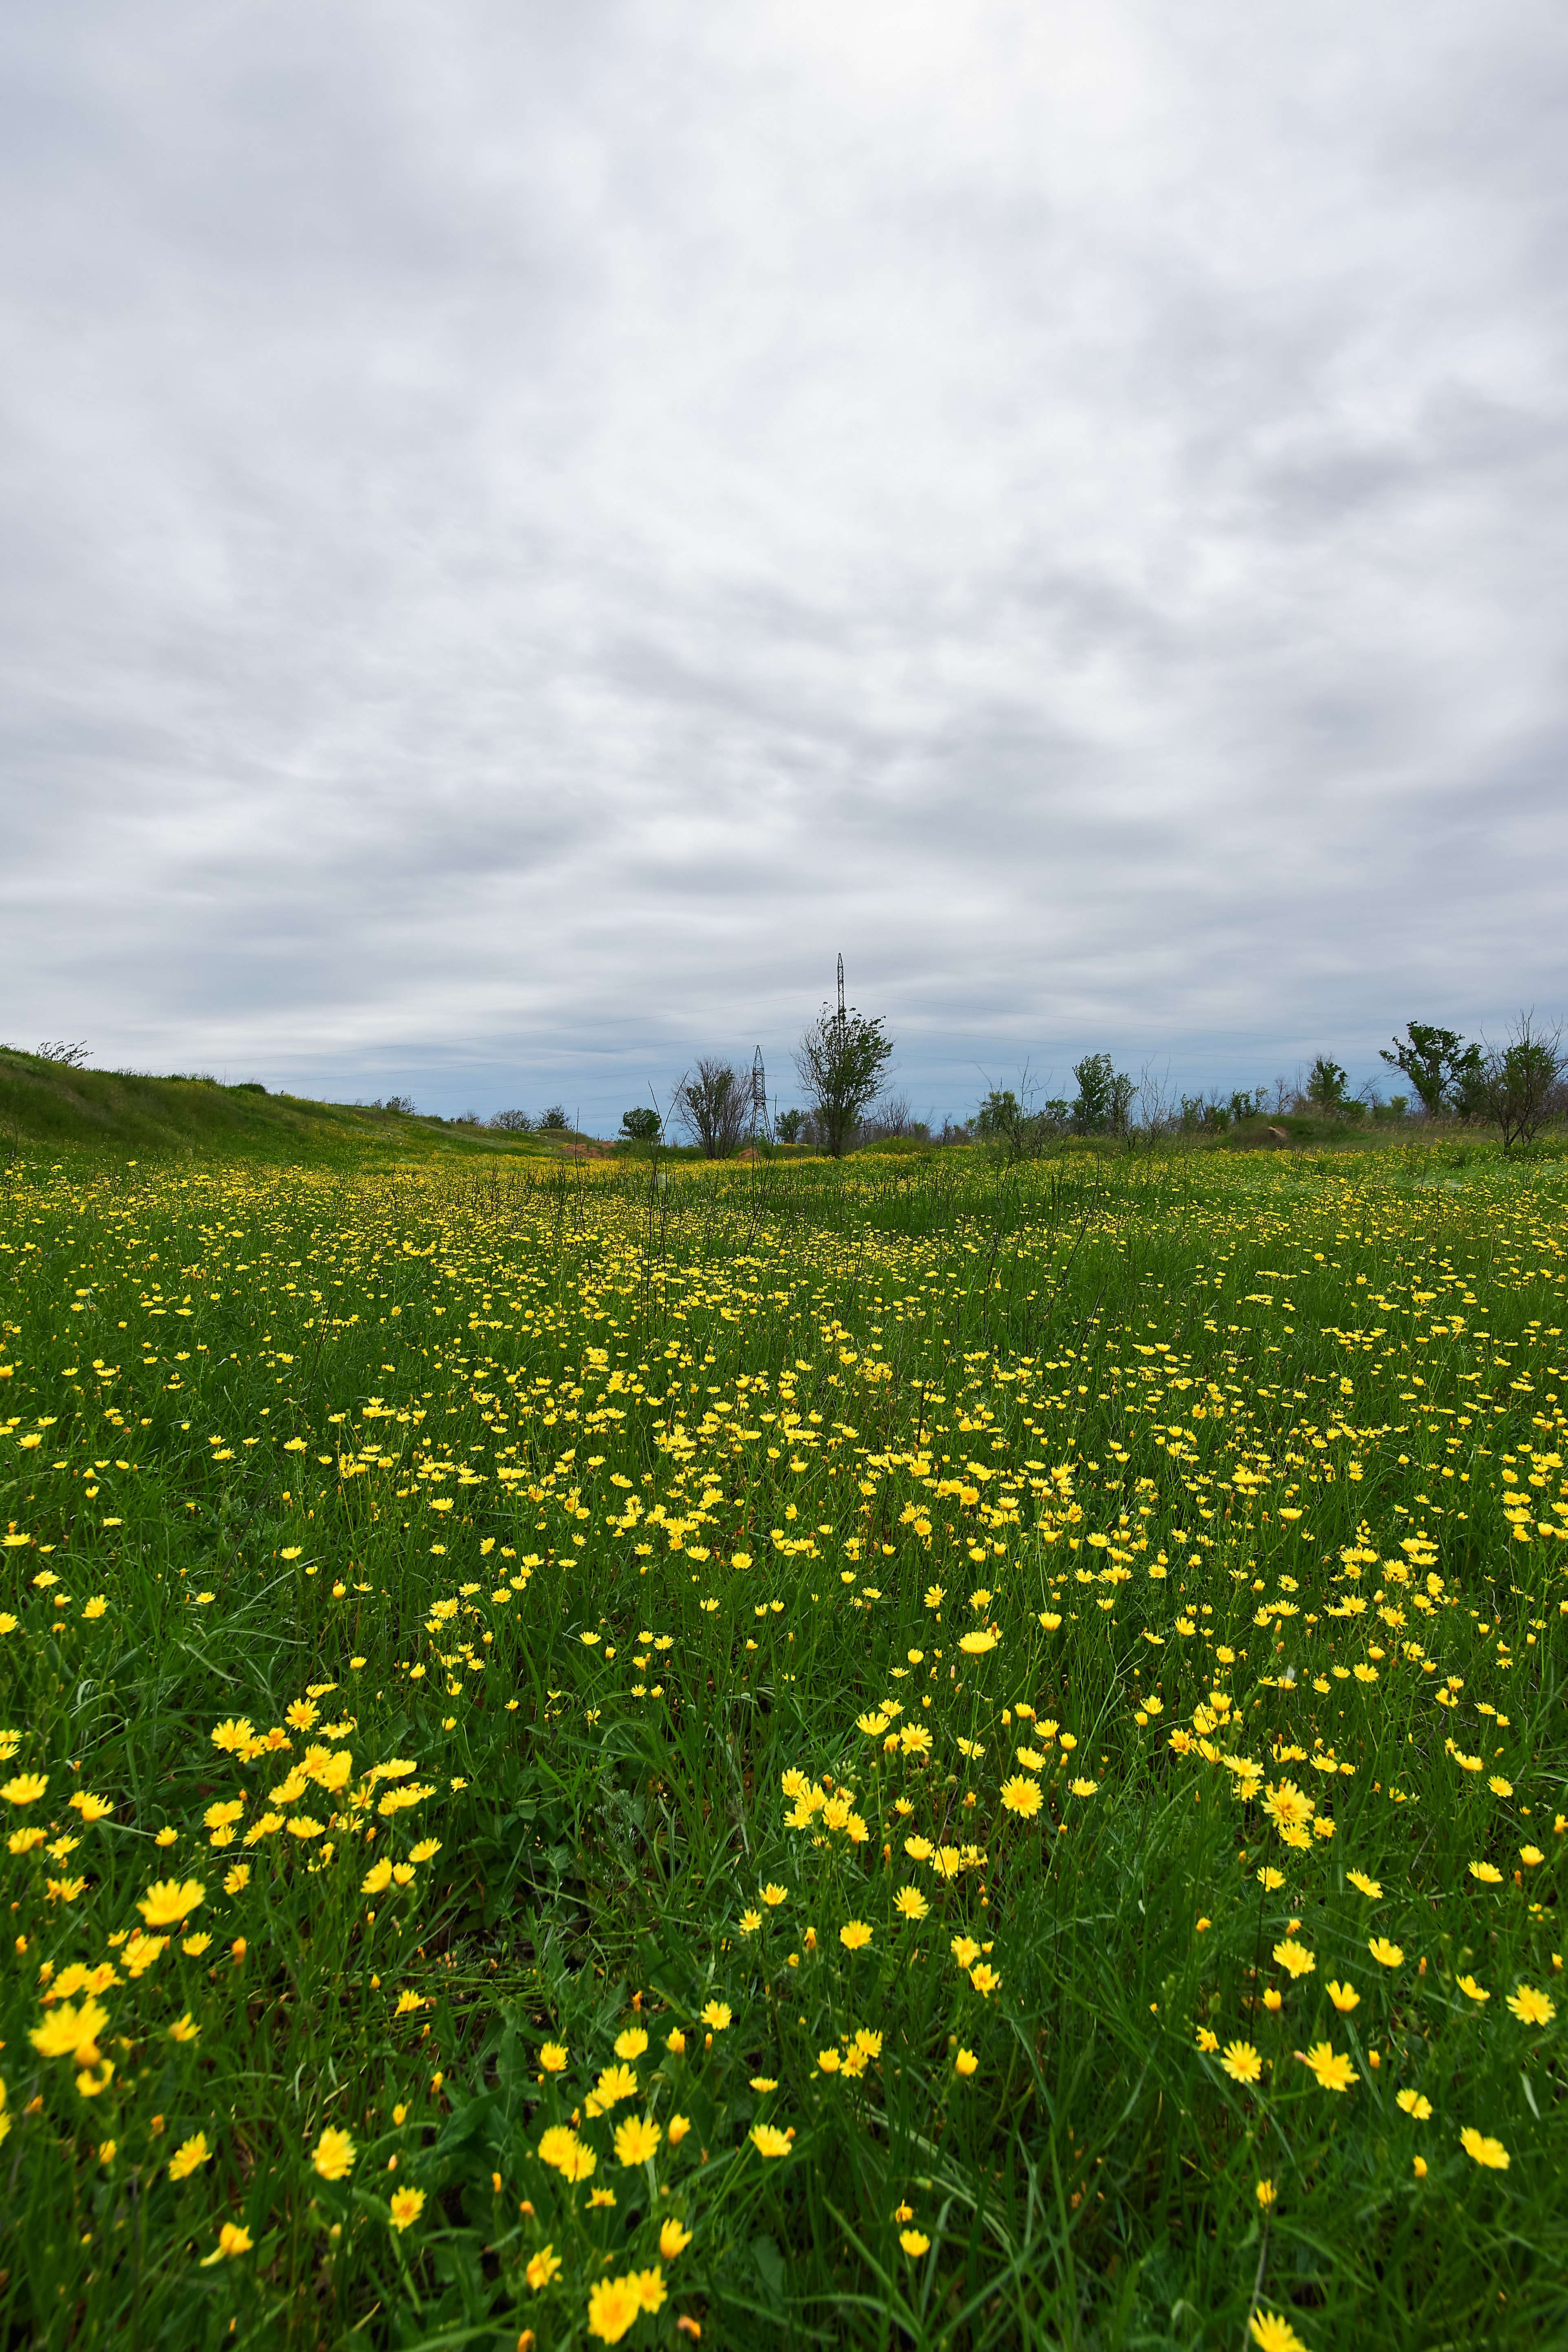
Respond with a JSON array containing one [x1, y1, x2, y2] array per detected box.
[[2, 0, 1566, 1129]]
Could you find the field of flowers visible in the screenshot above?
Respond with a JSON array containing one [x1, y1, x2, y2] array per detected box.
[[1, 1139, 1566, 2350]]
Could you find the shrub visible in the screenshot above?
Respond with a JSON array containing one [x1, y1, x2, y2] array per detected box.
[[974, 1089, 1068, 1161]]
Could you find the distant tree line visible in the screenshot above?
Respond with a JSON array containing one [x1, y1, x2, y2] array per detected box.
[[353, 997, 1568, 1160], [966, 1016, 1566, 1160], [607, 1004, 1567, 1162], [481, 1104, 570, 1133]]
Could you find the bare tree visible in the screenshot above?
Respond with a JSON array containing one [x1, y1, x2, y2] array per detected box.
[[1476, 1012, 1565, 1152], [860, 1092, 930, 1144], [674, 1059, 749, 1158], [1133, 1061, 1178, 1136], [488, 1109, 535, 1132]]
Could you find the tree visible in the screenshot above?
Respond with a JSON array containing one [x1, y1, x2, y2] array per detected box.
[[774, 1108, 806, 1146], [674, 1059, 749, 1158], [1305, 1057, 1348, 1113], [794, 999, 893, 1157], [862, 1092, 924, 1142], [488, 1108, 534, 1131], [1071, 1053, 1134, 1136], [1379, 1022, 1482, 1120], [1475, 1013, 1564, 1152], [619, 1106, 661, 1144], [974, 1088, 1069, 1161], [540, 1105, 570, 1131]]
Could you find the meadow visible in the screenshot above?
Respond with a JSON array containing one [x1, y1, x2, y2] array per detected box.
[[1, 1136, 1565, 2350]]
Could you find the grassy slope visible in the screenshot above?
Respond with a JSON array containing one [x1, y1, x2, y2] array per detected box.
[[0, 1047, 566, 1162]]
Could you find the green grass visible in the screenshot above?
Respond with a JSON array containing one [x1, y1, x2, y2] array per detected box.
[[1, 1136, 1565, 2349], [0, 1046, 579, 1162]]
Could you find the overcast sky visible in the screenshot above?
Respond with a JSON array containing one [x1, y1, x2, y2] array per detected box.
[[2, 0, 1565, 1130]]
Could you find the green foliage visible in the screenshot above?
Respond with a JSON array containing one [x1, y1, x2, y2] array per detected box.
[[1305, 1056, 1349, 1112], [1071, 1052, 1134, 1135], [855, 1132, 932, 1157], [974, 1088, 1069, 1161], [794, 1001, 893, 1157], [1380, 1023, 1484, 1120], [0, 1048, 559, 1164], [619, 1107, 662, 1144], [773, 1108, 806, 1146]]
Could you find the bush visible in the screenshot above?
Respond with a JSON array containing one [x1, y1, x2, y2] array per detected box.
[[860, 1124, 931, 1152], [974, 1089, 1068, 1161]]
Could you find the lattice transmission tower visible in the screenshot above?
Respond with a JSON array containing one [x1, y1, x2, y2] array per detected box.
[[750, 1045, 770, 1142]]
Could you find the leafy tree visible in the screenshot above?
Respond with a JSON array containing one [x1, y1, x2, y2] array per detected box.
[[487, 1108, 533, 1132], [974, 1088, 1069, 1161], [1475, 1013, 1564, 1152], [975, 1089, 1027, 1157], [1305, 1057, 1348, 1113], [794, 999, 893, 1157], [619, 1107, 661, 1144], [540, 1105, 570, 1131], [773, 1108, 806, 1146], [1071, 1053, 1134, 1136], [674, 1060, 749, 1158], [1379, 1022, 1483, 1120]]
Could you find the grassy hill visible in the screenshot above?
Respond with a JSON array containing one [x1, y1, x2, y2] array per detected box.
[[0, 1045, 568, 1161]]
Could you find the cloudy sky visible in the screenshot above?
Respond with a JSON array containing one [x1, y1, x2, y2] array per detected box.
[[3, 0, 1565, 1129]]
